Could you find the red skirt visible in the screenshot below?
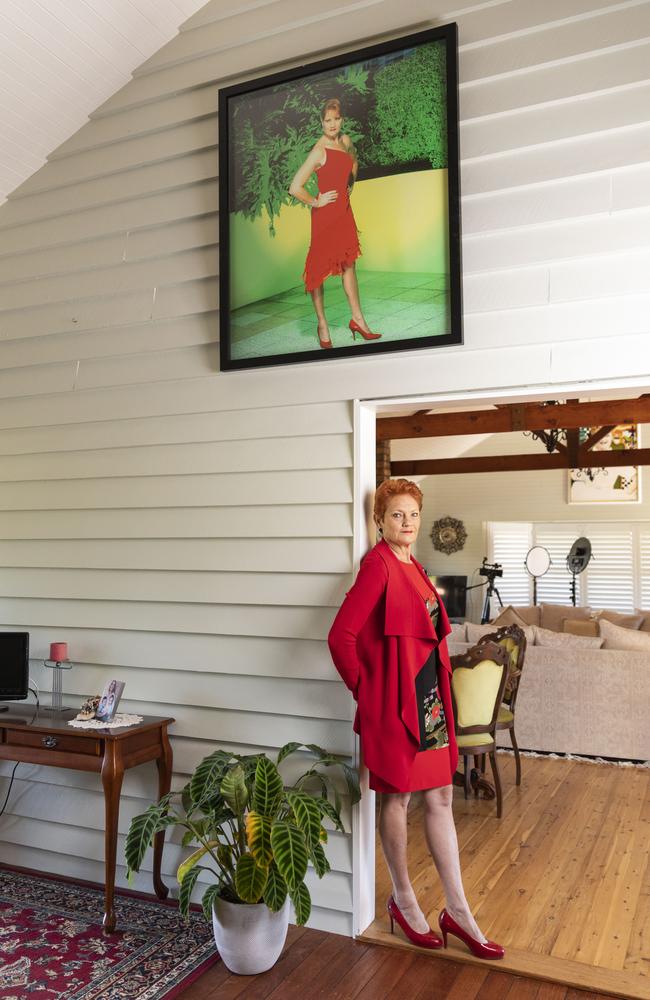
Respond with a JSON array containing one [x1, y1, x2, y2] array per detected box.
[[369, 744, 453, 794]]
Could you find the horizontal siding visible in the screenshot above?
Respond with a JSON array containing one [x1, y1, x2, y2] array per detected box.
[[1, 0, 650, 938], [17, 629, 338, 681]]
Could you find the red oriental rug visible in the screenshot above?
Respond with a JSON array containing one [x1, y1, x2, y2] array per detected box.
[[0, 867, 219, 999]]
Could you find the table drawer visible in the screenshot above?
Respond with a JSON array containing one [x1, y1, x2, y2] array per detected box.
[[4, 728, 101, 757]]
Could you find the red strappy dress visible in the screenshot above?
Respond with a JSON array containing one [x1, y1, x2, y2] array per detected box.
[[302, 146, 362, 293]]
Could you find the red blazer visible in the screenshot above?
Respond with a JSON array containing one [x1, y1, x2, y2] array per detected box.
[[328, 539, 458, 789]]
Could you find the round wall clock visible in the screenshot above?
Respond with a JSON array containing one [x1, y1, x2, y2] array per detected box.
[[431, 516, 467, 555]]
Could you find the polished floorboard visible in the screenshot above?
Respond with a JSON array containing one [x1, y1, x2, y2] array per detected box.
[[365, 752, 650, 999], [176, 921, 623, 999]]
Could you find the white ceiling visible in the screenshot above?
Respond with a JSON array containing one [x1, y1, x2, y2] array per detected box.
[[0, 0, 208, 206]]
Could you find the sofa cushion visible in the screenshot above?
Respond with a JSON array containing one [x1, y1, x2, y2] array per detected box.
[[595, 609, 644, 630], [509, 605, 541, 627], [533, 625, 603, 649], [466, 622, 499, 645], [600, 618, 650, 651], [540, 603, 591, 632], [490, 605, 532, 630], [563, 618, 600, 637], [635, 610, 650, 633]]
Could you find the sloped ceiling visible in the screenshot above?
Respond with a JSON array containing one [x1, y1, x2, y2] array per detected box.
[[0, 0, 209, 206]]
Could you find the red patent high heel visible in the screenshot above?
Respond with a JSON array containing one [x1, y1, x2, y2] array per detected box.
[[438, 908, 505, 960], [317, 326, 333, 349], [387, 895, 443, 950], [349, 318, 381, 341]]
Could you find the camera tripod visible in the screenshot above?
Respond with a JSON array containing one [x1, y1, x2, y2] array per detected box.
[[480, 576, 504, 624]]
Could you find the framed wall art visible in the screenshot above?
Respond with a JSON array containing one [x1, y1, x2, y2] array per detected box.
[[218, 24, 462, 371], [568, 424, 641, 504]]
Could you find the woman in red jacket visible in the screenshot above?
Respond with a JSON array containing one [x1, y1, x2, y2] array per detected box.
[[328, 478, 504, 959]]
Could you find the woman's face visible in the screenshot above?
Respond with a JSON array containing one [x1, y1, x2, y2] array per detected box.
[[322, 109, 343, 140], [378, 494, 421, 547]]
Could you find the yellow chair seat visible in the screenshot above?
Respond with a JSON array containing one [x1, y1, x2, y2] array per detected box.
[[498, 705, 514, 724], [456, 732, 493, 748]]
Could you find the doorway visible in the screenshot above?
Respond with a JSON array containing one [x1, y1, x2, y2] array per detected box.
[[352, 379, 650, 998]]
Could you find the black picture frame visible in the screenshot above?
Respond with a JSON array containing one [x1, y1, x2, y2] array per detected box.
[[219, 23, 463, 371]]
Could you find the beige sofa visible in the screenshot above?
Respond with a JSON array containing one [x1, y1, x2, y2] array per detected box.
[[446, 635, 650, 761]]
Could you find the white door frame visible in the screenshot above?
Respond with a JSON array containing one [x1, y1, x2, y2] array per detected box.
[[351, 373, 650, 936]]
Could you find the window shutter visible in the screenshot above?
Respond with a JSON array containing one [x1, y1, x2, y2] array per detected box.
[[581, 525, 634, 612], [532, 525, 584, 607], [487, 522, 532, 615], [637, 529, 650, 610]]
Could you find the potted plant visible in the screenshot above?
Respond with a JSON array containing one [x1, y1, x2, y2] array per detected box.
[[125, 742, 360, 975]]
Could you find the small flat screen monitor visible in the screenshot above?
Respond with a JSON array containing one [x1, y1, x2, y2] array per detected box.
[[430, 575, 467, 620], [0, 632, 29, 701]]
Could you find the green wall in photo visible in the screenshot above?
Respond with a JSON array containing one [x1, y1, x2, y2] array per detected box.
[[229, 169, 449, 311]]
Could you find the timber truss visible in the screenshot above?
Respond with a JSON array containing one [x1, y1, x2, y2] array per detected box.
[[377, 395, 650, 477]]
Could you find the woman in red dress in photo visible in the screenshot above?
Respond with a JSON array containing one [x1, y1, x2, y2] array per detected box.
[[328, 478, 505, 960], [289, 98, 382, 350]]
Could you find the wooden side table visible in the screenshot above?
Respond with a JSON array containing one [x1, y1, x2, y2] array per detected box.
[[0, 707, 174, 931]]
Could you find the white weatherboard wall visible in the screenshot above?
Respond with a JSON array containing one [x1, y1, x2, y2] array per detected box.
[[1, 0, 650, 936]]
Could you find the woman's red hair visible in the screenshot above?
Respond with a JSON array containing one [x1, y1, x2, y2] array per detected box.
[[321, 98, 342, 120], [374, 478, 423, 522]]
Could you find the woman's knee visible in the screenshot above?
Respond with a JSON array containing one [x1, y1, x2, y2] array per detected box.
[[381, 791, 411, 813], [423, 784, 453, 810]]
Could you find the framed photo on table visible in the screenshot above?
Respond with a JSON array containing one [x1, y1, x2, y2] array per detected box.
[[218, 23, 462, 371]]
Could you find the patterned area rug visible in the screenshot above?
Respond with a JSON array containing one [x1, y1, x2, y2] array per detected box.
[[0, 867, 218, 999]]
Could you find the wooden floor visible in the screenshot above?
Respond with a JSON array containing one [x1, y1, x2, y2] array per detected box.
[[177, 922, 624, 999], [365, 753, 650, 999]]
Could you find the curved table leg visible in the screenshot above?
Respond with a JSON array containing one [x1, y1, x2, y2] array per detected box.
[[101, 742, 124, 933], [153, 725, 172, 900]]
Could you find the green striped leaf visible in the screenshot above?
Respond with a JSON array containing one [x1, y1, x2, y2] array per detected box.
[[290, 881, 312, 925], [189, 751, 231, 807], [287, 791, 321, 847], [245, 811, 273, 867], [179, 864, 201, 920], [221, 764, 248, 816], [309, 841, 330, 879], [270, 821, 308, 892], [318, 797, 345, 833], [177, 841, 220, 885], [124, 794, 173, 876], [234, 853, 268, 903], [201, 883, 222, 922], [252, 756, 284, 817], [262, 862, 288, 912], [277, 741, 302, 764]]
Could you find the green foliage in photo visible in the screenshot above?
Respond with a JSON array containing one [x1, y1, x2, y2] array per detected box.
[[368, 44, 447, 170]]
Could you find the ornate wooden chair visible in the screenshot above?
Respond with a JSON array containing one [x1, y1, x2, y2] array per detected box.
[[450, 640, 510, 818], [476, 624, 527, 785]]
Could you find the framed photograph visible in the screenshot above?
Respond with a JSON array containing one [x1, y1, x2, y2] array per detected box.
[[95, 679, 125, 723], [219, 24, 462, 371], [568, 424, 641, 504]]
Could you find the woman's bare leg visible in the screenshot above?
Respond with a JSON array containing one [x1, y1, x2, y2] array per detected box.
[[310, 285, 331, 346], [378, 792, 429, 933], [421, 785, 487, 942], [341, 264, 371, 332]]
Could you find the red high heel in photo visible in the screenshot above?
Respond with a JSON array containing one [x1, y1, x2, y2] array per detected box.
[[317, 326, 333, 349], [387, 896, 443, 950], [438, 908, 505, 960], [349, 318, 381, 341]]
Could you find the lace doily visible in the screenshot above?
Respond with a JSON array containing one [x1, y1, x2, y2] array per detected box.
[[68, 713, 144, 729]]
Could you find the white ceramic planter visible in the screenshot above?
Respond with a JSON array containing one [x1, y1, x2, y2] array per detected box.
[[212, 895, 290, 975]]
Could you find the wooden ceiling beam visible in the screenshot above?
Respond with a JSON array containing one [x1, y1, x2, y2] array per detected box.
[[391, 447, 650, 477], [377, 397, 650, 441]]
